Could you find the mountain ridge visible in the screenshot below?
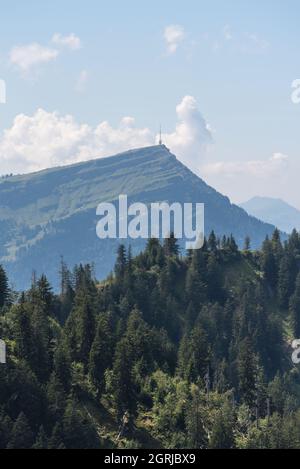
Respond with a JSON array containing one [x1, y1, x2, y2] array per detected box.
[[240, 196, 300, 234], [0, 145, 281, 290]]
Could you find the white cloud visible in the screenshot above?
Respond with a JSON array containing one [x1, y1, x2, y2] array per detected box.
[[0, 109, 153, 174], [0, 96, 213, 175], [160, 96, 213, 173], [9, 43, 59, 72], [164, 25, 185, 54], [52, 33, 82, 50], [9, 33, 81, 75], [202, 153, 289, 178]]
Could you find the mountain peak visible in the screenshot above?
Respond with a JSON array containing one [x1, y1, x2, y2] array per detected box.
[[0, 146, 279, 290], [240, 196, 300, 233]]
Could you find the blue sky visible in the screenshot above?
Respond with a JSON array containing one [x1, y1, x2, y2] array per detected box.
[[0, 0, 300, 207]]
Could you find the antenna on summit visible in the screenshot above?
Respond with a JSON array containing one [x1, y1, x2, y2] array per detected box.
[[159, 125, 163, 146]]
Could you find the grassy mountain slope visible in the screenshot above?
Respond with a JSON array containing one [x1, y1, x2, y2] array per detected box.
[[0, 145, 278, 289]]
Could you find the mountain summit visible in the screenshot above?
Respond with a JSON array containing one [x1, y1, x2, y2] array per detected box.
[[240, 196, 300, 234], [0, 145, 278, 289]]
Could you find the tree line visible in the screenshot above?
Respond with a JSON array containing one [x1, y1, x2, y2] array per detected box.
[[0, 230, 300, 448]]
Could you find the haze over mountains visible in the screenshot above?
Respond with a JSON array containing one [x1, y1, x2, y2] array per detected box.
[[0, 145, 278, 290], [240, 197, 300, 234]]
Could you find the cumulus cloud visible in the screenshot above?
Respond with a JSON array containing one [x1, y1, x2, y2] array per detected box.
[[202, 153, 288, 178], [52, 33, 82, 50], [9, 43, 59, 72], [160, 96, 213, 173], [9, 33, 81, 74], [0, 109, 153, 174], [0, 96, 213, 175], [164, 25, 185, 54]]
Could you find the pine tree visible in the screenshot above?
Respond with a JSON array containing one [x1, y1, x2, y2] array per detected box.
[[0, 411, 13, 449], [0, 266, 9, 309], [238, 338, 258, 408], [89, 312, 115, 395], [163, 233, 179, 257], [47, 372, 67, 420], [53, 343, 71, 393], [36, 274, 53, 315], [13, 303, 35, 364], [145, 238, 164, 267], [48, 422, 65, 449], [65, 288, 96, 367], [31, 287, 53, 382], [228, 235, 239, 255], [290, 272, 300, 337], [62, 399, 100, 449], [177, 325, 209, 382], [278, 254, 297, 310], [244, 236, 251, 252], [7, 413, 34, 449], [185, 387, 207, 449], [262, 237, 278, 289], [185, 250, 207, 308], [115, 245, 127, 280], [208, 231, 217, 252], [272, 229, 283, 259], [112, 338, 136, 422], [209, 402, 235, 449], [206, 253, 223, 301], [32, 426, 48, 449]]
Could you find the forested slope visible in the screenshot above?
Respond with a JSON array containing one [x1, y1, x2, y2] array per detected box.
[[0, 230, 300, 449]]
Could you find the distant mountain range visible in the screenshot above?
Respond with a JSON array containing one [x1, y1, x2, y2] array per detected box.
[[0, 145, 279, 290], [240, 196, 300, 234]]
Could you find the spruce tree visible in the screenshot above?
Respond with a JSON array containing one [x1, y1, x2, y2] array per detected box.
[[112, 338, 136, 422], [32, 426, 48, 449], [238, 338, 258, 409], [7, 413, 34, 449], [163, 233, 179, 257], [185, 387, 207, 449], [209, 402, 235, 449], [208, 231, 217, 252], [0, 266, 9, 309], [290, 272, 300, 337], [115, 245, 127, 280], [89, 312, 115, 395]]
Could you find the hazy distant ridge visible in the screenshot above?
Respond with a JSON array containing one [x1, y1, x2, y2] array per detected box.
[[240, 196, 300, 234]]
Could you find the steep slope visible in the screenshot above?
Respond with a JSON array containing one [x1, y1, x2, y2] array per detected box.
[[240, 196, 300, 234], [0, 145, 278, 290]]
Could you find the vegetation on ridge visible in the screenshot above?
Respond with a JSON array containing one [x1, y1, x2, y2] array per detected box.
[[0, 229, 300, 448]]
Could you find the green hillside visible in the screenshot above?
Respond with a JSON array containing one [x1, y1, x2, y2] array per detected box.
[[0, 230, 300, 449], [0, 145, 279, 290]]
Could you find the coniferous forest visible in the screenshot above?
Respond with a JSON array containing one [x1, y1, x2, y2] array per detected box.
[[1, 230, 300, 449]]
